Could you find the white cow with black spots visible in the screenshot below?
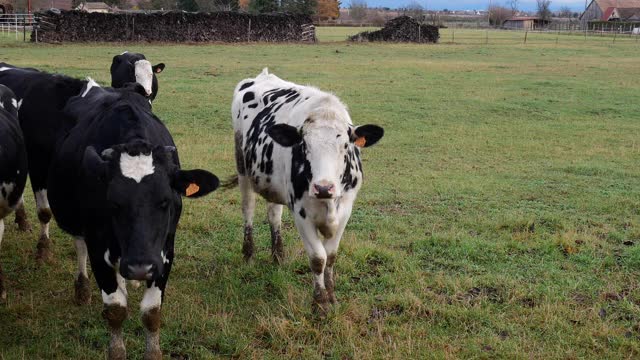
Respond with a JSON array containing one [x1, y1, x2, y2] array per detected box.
[[230, 69, 384, 314]]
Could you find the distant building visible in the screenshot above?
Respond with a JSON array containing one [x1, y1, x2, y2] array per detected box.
[[580, 0, 640, 27], [76, 2, 113, 13], [503, 17, 550, 30]]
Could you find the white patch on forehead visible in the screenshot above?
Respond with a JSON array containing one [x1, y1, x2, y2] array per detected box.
[[81, 77, 100, 97], [11, 98, 17, 109], [0, 67, 12, 72], [134, 60, 153, 96], [121, 51, 129, 55], [120, 152, 155, 183], [16, 99, 22, 110]]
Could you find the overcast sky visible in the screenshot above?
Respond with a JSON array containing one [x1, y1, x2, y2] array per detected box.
[[361, 1, 589, 11]]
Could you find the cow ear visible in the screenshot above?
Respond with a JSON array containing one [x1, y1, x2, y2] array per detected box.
[[351, 125, 384, 148], [267, 124, 302, 147], [172, 169, 219, 198], [83, 146, 109, 179], [152, 63, 165, 74]]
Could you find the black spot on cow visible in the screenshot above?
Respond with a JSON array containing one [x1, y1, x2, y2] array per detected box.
[[243, 92, 255, 103], [239, 81, 254, 92], [248, 104, 258, 109], [244, 115, 248, 120], [291, 141, 311, 200], [299, 208, 306, 219]]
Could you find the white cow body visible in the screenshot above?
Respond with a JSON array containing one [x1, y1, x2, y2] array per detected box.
[[231, 69, 384, 313]]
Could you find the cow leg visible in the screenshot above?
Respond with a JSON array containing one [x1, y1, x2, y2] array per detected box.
[[141, 282, 163, 360], [239, 175, 256, 261], [322, 203, 352, 305], [74, 237, 91, 305], [267, 202, 284, 264], [13, 196, 30, 232], [89, 245, 128, 360], [295, 217, 329, 315], [34, 189, 52, 262], [0, 219, 5, 300]]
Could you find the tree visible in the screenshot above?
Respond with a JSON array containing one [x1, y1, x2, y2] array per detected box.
[[558, 6, 572, 18], [249, 0, 279, 13], [350, 0, 367, 22], [402, 1, 423, 19], [281, 0, 318, 15], [196, 0, 239, 11], [488, 5, 511, 26], [508, 0, 518, 14], [536, 0, 552, 21], [317, 0, 340, 20]]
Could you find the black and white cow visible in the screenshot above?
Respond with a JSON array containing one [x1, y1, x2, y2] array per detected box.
[[110, 51, 165, 102], [0, 58, 162, 262], [0, 84, 28, 300], [231, 69, 384, 314], [48, 80, 219, 360]]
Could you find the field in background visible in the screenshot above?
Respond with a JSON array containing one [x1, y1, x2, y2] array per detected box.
[[0, 36, 639, 359]]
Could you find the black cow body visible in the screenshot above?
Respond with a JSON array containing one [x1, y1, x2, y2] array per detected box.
[[110, 51, 165, 102], [0, 56, 162, 262], [0, 63, 86, 260], [0, 85, 28, 300], [48, 82, 218, 360]]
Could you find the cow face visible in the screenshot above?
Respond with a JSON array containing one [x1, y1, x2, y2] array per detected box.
[[83, 141, 219, 281], [111, 53, 165, 99], [268, 121, 384, 199], [0, 84, 20, 118]]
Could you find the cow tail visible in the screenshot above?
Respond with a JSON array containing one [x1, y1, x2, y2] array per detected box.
[[220, 175, 239, 190]]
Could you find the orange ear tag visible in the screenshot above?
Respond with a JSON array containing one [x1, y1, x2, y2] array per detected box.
[[355, 137, 366, 148], [186, 183, 200, 197]]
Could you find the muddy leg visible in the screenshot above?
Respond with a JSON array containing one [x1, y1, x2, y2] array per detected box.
[[267, 202, 284, 264], [35, 190, 52, 263], [141, 283, 163, 360], [14, 196, 30, 232], [74, 237, 91, 305], [239, 176, 256, 261]]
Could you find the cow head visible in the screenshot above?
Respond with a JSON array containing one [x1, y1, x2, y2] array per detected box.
[[0, 84, 20, 118], [267, 119, 384, 199], [111, 52, 165, 99], [82, 140, 218, 281]]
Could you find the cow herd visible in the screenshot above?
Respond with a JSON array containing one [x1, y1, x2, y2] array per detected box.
[[0, 52, 384, 359]]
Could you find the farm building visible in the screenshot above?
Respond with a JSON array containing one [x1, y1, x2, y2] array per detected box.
[[75, 2, 112, 13], [580, 0, 640, 28], [502, 17, 550, 30]]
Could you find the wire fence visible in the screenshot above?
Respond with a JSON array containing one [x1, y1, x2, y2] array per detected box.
[[0, 14, 38, 42], [438, 27, 640, 45]]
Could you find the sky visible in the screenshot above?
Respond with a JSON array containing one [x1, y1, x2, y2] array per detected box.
[[361, 0, 589, 11]]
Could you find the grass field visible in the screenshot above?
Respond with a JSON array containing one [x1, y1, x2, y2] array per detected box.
[[1, 28, 640, 359]]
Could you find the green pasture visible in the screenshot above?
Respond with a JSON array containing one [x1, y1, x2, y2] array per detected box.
[[0, 27, 639, 359]]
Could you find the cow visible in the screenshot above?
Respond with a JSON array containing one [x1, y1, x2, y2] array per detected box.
[[110, 51, 165, 102], [0, 58, 163, 262], [0, 85, 28, 300], [230, 69, 384, 314], [47, 80, 219, 360]]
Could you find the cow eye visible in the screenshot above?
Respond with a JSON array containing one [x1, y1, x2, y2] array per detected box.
[[158, 199, 170, 209]]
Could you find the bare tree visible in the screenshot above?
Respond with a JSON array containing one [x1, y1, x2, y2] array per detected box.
[[536, 0, 552, 21], [509, 0, 519, 15], [402, 1, 424, 19], [488, 5, 512, 27], [558, 6, 572, 18], [350, 0, 368, 23]]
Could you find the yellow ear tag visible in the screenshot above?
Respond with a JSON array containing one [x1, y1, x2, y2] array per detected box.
[[186, 183, 200, 197], [355, 137, 366, 148]]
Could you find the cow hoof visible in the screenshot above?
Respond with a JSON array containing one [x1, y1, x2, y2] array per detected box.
[[16, 219, 31, 232], [328, 294, 338, 305], [272, 252, 284, 265], [108, 343, 126, 360], [312, 301, 331, 318], [74, 274, 92, 305], [35, 235, 52, 263], [143, 349, 162, 360]]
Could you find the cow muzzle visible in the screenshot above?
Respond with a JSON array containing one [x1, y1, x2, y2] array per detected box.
[[123, 263, 155, 281], [312, 181, 336, 199]]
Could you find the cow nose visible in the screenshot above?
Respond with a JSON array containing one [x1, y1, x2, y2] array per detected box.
[[127, 264, 153, 280], [312, 182, 335, 199]]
